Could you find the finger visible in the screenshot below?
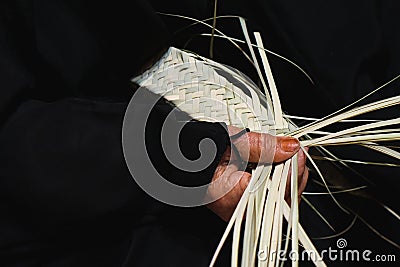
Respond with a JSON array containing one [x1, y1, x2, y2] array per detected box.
[[297, 147, 309, 196], [297, 149, 306, 177], [298, 167, 309, 196], [298, 167, 309, 203], [238, 171, 252, 192], [284, 149, 308, 203], [221, 171, 251, 221], [207, 171, 251, 222]]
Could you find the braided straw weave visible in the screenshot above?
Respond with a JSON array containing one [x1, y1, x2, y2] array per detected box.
[[132, 47, 279, 132]]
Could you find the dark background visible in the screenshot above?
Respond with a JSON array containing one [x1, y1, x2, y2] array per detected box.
[[1, 0, 399, 266]]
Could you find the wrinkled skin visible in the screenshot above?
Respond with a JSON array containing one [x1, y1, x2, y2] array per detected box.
[[207, 126, 309, 221]]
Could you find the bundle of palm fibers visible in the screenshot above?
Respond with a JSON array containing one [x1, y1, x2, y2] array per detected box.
[[132, 16, 400, 267]]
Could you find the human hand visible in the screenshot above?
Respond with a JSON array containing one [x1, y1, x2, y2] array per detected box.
[[206, 126, 308, 221]]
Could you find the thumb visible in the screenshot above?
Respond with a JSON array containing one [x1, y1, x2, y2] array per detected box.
[[233, 131, 300, 164]]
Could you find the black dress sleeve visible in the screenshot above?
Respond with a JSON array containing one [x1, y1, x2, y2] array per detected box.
[[0, 0, 229, 238]]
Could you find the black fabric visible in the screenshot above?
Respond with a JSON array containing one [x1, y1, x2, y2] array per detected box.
[[0, 1, 230, 266]]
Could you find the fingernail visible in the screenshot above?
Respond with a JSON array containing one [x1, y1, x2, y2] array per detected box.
[[280, 137, 300, 152]]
